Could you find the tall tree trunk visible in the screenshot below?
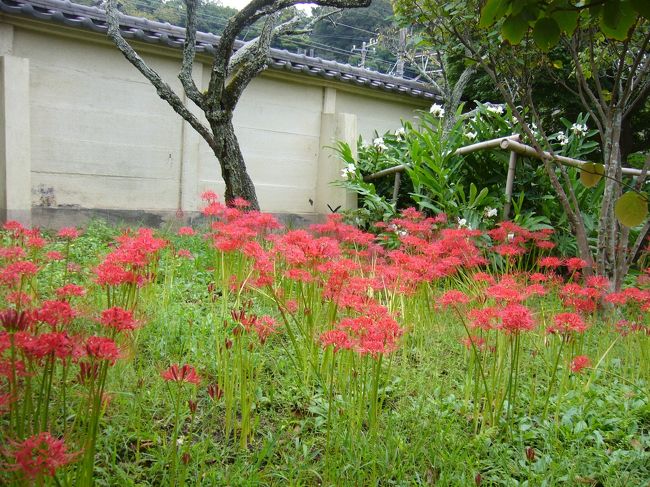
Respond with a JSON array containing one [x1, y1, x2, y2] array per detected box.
[[209, 117, 260, 210], [596, 108, 624, 288]]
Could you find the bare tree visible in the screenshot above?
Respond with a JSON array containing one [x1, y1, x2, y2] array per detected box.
[[106, 0, 371, 210]]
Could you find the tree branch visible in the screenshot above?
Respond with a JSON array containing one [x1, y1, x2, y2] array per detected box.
[[105, 0, 215, 150], [179, 0, 205, 109]]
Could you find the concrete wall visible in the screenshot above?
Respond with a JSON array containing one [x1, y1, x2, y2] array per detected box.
[[0, 19, 430, 225]]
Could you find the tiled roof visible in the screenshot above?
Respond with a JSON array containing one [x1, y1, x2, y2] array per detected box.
[[0, 0, 440, 100]]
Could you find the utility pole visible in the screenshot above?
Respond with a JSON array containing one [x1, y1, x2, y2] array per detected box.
[[351, 38, 378, 69], [396, 27, 407, 78]]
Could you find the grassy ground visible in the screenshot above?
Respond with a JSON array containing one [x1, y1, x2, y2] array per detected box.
[[1, 214, 649, 486]]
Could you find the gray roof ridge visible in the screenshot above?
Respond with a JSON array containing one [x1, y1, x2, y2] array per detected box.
[[1, 0, 440, 100]]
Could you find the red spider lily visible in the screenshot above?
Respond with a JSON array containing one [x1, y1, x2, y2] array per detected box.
[[200, 190, 219, 202], [85, 336, 121, 364], [494, 243, 526, 258], [498, 303, 535, 333], [487, 280, 524, 303], [35, 300, 76, 329], [176, 249, 193, 259], [535, 240, 556, 250], [26, 234, 46, 249], [177, 226, 196, 236], [45, 251, 65, 261], [0, 358, 29, 381], [468, 307, 500, 330], [332, 307, 403, 356], [585, 276, 610, 290], [94, 261, 137, 287], [320, 329, 353, 352], [3, 432, 78, 479], [309, 214, 376, 247], [253, 315, 279, 344], [524, 283, 547, 298], [0, 260, 39, 285], [207, 383, 224, 400], [15, 332, 76, 361], [538, 257, 563, 269], [161, 364, 201, 385], [547, 313, 588, 335], [57, 227, 81, 239], [439, 290, 470, 308], [230, 197, 251, 208], [202, 201, 225, 217], [0, 392, 14, 414], [570, 355, 591, 373], [461, 335, 486, 350], [2, 220, 26, 236], [99, 307, 138, 332], [565, 257, 588, 273], [529, 272, 548, 283], [613, 320, 648, 336], [55, 284, 87, 299], [0, 246, 26, 260], [0, 331, 9, 353], [5, 291, 31, 306], [560, 284, 599, 313], [0, 309, 33, 332]]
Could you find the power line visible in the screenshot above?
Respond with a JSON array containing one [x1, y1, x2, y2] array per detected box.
[[119, 0, 406, 75]]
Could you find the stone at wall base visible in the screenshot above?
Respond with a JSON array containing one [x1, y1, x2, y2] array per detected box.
[[29, 206, 325, 230]]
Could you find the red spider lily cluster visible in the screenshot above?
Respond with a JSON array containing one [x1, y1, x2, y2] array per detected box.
[[0, 196, 646, 480], [3, 431, 78, 480], [0, 220, 166, 482]]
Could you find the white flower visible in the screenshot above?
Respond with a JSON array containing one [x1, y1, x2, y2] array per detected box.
[[557, 132, 569, 146], [457, 217, 468, 228], [486, 103, 504, 115], [340, 163, 356, 179], [571, 123, 588, 137], [397, 229, 408, 237], [484, 207, 497, 218], [373, 137, 387, 152], [465, 131, 477, 140], [429, 103, 445, 118], [394, 127, 406, 139], [177, 436, 184, 446], [507, 232, 515, 242]]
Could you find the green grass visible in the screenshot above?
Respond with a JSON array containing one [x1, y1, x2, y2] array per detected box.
[[1, 217, 648, 486]]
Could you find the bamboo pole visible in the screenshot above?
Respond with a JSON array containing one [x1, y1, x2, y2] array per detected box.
[[363, 135, 521, 182], [363, 134, 646, 182], [503, 151, 517, 219], [392, 171, 401, 204], [499, 139, 646, 177]]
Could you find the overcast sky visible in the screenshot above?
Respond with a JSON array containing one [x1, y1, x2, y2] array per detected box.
[[219, 0, 314, 12]]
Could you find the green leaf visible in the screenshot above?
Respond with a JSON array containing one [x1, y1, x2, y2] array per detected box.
[[600, 1, 637, 40], [551, 10, 579, 36], [614, 192, 648, 227], [501, 13, 529, 44], [533, 17, 561, 51], [631, 0, 650, 19], [480, 0, 509, 28], [579, 162, 605, 188]]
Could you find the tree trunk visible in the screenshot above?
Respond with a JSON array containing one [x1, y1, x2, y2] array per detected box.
[[596, 108, 624, 288], [209, 117, 260, 210]]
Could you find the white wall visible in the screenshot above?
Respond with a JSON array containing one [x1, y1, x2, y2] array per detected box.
[[1, 22, 430, 218]]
